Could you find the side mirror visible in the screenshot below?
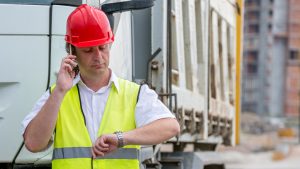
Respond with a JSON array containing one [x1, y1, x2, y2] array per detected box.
[[101, 0, 155, 30]]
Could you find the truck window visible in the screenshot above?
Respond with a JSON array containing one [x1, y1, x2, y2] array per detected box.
[[0, 0, 53, 5], [0, 0, 80, 5]]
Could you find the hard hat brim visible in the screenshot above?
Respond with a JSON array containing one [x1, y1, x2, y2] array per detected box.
[[66, 36, 114, 48]]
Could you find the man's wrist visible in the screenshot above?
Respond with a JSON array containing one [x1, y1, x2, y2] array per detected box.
[[53, 86, 68, 96], [114, 131, 124, 147]]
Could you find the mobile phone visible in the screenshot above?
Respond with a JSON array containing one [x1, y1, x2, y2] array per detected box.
[[69, 44, 79, 76]]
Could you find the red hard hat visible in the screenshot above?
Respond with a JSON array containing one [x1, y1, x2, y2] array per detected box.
[[65, 4, 114, 47]]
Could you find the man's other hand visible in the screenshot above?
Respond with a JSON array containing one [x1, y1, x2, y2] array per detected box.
[[92, 134, 118, 158]]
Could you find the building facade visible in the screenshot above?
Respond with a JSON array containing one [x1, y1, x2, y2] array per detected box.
[[285, 0, 300, 117], [242, 0, 300, 117]]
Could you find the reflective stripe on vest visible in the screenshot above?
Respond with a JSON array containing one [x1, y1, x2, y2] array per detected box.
[[53, 147, 139, 160]]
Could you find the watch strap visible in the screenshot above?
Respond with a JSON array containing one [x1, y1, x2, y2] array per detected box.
[[114, 131, 124, 148]]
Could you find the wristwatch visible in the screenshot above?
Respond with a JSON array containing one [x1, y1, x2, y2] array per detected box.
[[114, 131, 124, 148]]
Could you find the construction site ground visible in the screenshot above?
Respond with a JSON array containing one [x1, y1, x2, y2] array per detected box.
[[218, 136, 300, 169], [217, 131, 300, 169], [222, 147, 300, 169]]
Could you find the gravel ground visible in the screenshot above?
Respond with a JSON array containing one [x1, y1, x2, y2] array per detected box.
[[219, 134, 300, 169]]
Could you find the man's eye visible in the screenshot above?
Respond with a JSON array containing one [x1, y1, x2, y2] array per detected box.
[[99, 45, 108, 51], [84, 49, 92, 53]]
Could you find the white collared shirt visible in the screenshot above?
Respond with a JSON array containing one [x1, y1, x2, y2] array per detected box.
[[21, 71, 175, 143]]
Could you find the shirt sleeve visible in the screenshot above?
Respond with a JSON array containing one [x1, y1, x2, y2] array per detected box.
[[135, 85, 175, 128], [21, 90, 50, 136]]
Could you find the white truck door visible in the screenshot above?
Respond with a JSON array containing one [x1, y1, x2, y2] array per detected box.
[[0, 0, 80, 165], [0, 3, 49, 163]]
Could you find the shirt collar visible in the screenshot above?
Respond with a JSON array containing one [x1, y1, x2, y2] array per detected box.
[[110, 71, 120, 92], [73, 69, 120, 93]]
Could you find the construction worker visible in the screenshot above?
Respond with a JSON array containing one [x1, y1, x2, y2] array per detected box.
[[21, 4, 180, 169]]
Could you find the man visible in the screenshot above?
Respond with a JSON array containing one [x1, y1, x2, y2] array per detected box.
[[21, 4, 180, 169]]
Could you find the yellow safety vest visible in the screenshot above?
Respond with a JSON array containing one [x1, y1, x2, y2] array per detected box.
[[51, 78, 140, 169]]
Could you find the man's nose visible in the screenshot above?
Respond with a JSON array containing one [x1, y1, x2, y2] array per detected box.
[[94, 47, 103, 59]]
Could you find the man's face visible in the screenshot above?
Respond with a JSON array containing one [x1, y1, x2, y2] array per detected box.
[[75, 44, 110, 76]]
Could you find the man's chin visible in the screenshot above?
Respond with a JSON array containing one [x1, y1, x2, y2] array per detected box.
[[93, 68, 109, 75]]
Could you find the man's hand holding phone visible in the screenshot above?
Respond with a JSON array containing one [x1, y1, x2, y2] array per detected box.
[[56, 54, 78, 94]]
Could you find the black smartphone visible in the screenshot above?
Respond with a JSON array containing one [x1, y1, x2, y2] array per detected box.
[[69, 44, 79, 77]]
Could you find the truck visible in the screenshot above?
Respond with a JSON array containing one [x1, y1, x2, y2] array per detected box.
[[0, 0, 243, 168]]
